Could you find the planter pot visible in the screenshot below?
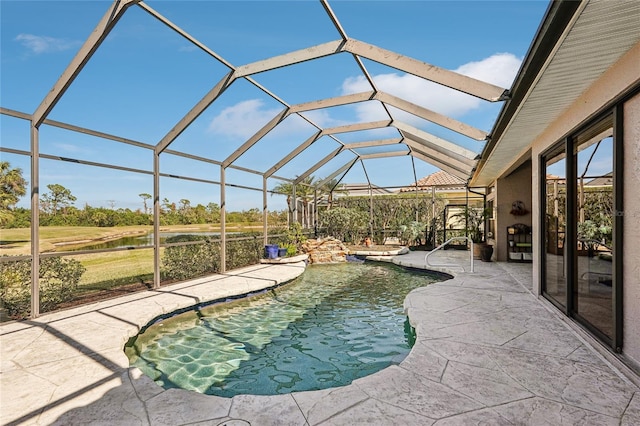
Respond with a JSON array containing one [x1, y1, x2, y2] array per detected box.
[[264, 244, 279, 259], [481, 244, 494, 262], [277, 247, 288, 258]]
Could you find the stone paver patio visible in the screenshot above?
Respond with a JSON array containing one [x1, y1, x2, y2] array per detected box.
[[1, 251, 639, 425]]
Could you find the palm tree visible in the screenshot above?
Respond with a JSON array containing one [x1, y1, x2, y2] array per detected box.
[[271, 181, 294, 225], [295, 176, 316, 228], [271, 177, 316, 227], [317, 177, 346, 210]]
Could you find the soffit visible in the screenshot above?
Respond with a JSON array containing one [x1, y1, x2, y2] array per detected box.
[[472, 0, 640, 186]]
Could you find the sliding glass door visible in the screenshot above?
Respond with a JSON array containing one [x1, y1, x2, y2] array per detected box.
[[542, 111, 621, 349]]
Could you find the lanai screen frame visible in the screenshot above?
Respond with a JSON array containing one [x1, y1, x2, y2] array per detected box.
[[1, 0, 509, 318]]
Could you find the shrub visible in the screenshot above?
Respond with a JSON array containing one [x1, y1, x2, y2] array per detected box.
[[0, 256, 86, 319], [319, 207, 368, 243], [161, 235, 220, 281]]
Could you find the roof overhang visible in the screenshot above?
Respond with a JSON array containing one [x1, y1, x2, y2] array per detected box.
[[471, 0, 640, 186]]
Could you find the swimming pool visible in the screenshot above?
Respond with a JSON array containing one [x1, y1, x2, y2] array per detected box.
[[125, 262, 444, 397]]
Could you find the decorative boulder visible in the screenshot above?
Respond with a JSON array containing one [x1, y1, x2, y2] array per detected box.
[[302, 237, 348, 264]]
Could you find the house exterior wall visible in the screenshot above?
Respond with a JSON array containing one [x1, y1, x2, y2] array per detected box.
[[494, 41, 640, 369], [494, 162, 532, 262], [623, 93, 640, 369]]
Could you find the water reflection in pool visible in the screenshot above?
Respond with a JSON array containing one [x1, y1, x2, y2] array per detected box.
[[126, 262, 444, 397]]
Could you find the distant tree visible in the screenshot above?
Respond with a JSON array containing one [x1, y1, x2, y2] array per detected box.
[[41, 184, 76, 216], [318, 178, 346, 210], [0, 161, 28, 226], [139, 193, 152, 214]]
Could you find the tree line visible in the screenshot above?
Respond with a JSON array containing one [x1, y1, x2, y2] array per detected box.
[[0, 161, 286, 228]]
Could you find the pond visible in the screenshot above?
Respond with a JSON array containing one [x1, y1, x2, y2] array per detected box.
[[60, 232, 223, 251], [125, 262, 445, 397]]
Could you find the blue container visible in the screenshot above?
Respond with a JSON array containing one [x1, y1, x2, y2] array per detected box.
[[278, 247, 288, 258], [264, 244, 279, 259]]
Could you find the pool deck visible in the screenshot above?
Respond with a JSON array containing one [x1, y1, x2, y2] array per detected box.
[[1, 251, 639, 425]]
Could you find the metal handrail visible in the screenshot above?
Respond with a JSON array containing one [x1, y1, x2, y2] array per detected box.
[[425, 236, 474, 273]]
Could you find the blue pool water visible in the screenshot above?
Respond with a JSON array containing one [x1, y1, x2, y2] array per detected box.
[[125, 262, 443, 397]]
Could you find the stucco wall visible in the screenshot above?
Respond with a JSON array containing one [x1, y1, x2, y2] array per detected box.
[[623, 93, 640, 369], [494, 161, 532, 262]]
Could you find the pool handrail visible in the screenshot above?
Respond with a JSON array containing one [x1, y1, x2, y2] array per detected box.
[[425, 236, 474, 273]]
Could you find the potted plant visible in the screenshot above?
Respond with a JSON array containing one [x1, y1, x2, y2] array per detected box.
[[451, 207, 492, 260]]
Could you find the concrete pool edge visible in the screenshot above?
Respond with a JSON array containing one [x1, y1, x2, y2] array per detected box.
[[2, 252, 639, 425]]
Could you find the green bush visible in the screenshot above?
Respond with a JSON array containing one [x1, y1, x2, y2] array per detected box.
[[161, 235, 221, 281], [319, 207, 369, 243], [226, 237, 262, 270], [0, 256, 86, 319]]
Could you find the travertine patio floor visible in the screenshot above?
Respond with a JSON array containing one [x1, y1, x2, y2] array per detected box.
[[1, 251, 639, 425]]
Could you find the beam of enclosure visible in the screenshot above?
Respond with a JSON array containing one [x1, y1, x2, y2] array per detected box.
[[30, 124, 40, 318], [358, 159, 375, 238], [314, 157, 358, 190], [220, 167, 226, 273], [288, 91, 374, 113], [264, 131, 323, 178], [344, 39, 508, 102], [321, 120, 392, 136], [138, 2, 234, 69], [359, 151, 409, 160], [32, 0, 139, 127], [342, 137, 402, 149], [410, 150, 471, 181], [153, 152, 161, 289], [222, 107, 290, 167], [403, 137, 475, 173], [395, 121, 478, 163], [294, 146, 344, 184], [321, 0, 349, 41], [235, 40, 345, 77], [2, 107, 156, 150], [375, 92, 488, 141], [263, 177, 268, 246], [156, 71, 236, 154]]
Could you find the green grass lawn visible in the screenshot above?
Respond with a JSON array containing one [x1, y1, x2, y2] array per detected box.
[[0, 223, 265, 256], [1, 223, 268, 289]]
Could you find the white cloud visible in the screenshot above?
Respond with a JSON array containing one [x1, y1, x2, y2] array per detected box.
[[208, 99, 351, 139], [342, 53, 522, 121], [15, 33, 81, 54], [207, 99, 282, 139], [456, 52, 522, 88]]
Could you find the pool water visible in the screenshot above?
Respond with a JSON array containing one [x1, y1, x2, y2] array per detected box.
[[125, 262, 443, 397]]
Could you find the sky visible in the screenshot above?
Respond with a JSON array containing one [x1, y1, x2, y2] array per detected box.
[[1, 0, 551, 212]]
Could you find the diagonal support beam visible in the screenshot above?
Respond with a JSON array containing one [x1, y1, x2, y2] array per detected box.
[[344, 39, 508, 102], [411, 151, 471, 181], [315, 158, 358, 189], [222, 107, 290, 167], [403, 137, 474, 173], [235, 40, 344, 77], [394, 121, 478, 163], [321, 120, 392, 136], [359, 151, 409, 160], [156, 71, 236, 154], [343, 138, 402, 149], [33, 0, 140, 126], [264, 130, 323, 178], [289, 91, 374, 113], [375, 92, 488, 141], [294, 146, 344, 184]]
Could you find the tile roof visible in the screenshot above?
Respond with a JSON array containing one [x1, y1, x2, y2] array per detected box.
[[400, 171, 466, 192]]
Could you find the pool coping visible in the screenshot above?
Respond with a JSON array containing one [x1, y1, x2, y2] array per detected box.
[[1, 251, 639, 425]]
